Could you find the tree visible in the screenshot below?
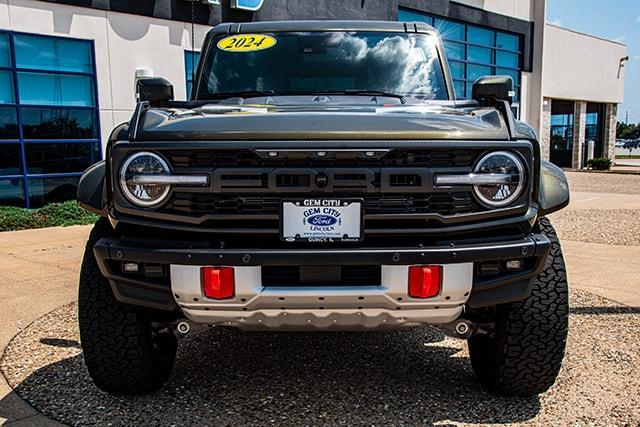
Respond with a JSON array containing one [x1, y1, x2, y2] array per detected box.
[[617, 121, 640, 139]]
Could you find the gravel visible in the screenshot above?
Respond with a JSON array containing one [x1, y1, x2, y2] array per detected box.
[[564, 171, 640, 195], [551, 208, 640, 246], [2, 291, 639, 426], [548, 171, 640, 246]]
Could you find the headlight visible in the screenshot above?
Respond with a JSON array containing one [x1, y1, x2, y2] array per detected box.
[[119, 152, 171, 207], [473, 151, 525, 207]]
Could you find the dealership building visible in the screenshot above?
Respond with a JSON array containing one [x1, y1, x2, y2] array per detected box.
[[0, 0, 627, 207]]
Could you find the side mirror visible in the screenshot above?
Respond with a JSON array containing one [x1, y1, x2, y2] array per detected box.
[[136, 77, 174, 107], [471, 76, 514, 106]]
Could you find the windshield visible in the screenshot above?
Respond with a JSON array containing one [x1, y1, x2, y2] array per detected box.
[[195, 31, 449, 100]]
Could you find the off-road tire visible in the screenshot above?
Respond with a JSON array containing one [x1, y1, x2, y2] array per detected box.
[[78, 218, 177, 395], [468, 217, 568, 396]]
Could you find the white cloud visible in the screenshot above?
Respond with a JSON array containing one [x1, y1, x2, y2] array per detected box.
[[613, 35, 626, 43], [547, 18, 563, 26]]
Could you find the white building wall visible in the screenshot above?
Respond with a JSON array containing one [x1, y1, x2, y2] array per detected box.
[[543, 23, 626, 103], [1, 0, 211, 151]]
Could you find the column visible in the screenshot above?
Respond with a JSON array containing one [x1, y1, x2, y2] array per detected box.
[[572, 100, 587, 169], [603, 103, 618, 161], [540, 97, 552, 161]]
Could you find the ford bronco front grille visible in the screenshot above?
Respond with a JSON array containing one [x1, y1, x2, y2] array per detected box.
[[111, 144, 534, 234]]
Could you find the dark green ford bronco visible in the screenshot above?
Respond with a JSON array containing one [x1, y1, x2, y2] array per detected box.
[[77, 20, 570, 396]]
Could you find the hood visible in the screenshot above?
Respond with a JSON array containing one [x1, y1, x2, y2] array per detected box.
[[133, 102, 510, 141]]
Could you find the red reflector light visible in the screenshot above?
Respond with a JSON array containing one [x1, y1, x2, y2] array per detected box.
[[202, 267, 235, 299], [408, 265, 442, 299]]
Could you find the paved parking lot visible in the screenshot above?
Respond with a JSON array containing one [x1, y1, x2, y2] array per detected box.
[[0, 171, 638, 425]]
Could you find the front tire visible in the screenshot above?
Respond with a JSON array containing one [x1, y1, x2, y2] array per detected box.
[[468, 217, 569, 396], [78, 219, 177, 395]]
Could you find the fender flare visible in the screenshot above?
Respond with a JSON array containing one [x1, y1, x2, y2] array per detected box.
[[77, 161, 107, 216], [538, 160, 570, 216]]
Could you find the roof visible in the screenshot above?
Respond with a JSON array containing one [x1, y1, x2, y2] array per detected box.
[[208, 20, 436, 35]]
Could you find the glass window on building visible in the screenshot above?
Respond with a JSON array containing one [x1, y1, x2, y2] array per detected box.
[[398, 8, 522, 107], [185, 50, 200, 99], [550, 100, 575, 168], [0, 32, 100, 208]]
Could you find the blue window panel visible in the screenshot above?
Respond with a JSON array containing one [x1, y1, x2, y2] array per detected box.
[[398, 9, 433, 24], [17, 72, 95, 107], [14, 34, 93, 73], [0, 178, 25, 207], [0, 143, 22, 176], [0, 71, 15, 104], [467, 64, 492, 82], [0, 106, 18, 139], [27, 176, 80, 208], [0, 34, 10, 67], [496, 32, 519, 51], [184, 50, 201, 98], [453, 80, 466, 99], [443, 41, 465, 60], [496, 67, 520, 85], [25, 141, 100, 174], [467, 46, 492, 64], [434, 18, 465, 41], [468, 26, 494, 47], [21, 107, 98, 139], [449, 61, 465, 79], [496, 51, 519, 68]]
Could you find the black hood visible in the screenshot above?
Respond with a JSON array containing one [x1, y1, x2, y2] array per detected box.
[[133, 101, 510, 141]]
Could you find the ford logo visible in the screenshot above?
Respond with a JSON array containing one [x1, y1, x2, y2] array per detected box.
[[307, 214, 338, 226]]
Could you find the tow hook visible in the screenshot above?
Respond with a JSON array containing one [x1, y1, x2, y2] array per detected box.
[[439, 319, 488, 339]]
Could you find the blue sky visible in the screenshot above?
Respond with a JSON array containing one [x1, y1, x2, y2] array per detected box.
[[546, 0, 639, 123]]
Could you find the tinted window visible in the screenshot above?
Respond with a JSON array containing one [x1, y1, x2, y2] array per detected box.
[[0, 178, 25, 206], [185, 50, 201, 98], [434, 18, 464, 41], [0, 143, 21, 175], [28, 176, 80, 208], [198, 32, 449, 100], [14, 34, 93, 73], [25, 142, 99, 174], [0, 106, 18, 139], [17, 72, 95, 106], [399, 9, 522, 104], [21, 108, 98, 139], [0, 34, 10, 67], [0, 71, 15, 104]]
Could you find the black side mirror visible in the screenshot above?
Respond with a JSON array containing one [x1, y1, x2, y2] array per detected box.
[[136, 77, 174, 107], [471, 76, 514, 106]]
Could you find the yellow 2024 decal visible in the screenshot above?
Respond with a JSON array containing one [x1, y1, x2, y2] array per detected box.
[[217, 34, 277, 52]]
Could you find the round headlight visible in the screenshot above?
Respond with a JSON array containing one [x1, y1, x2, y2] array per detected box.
[[119, 152, 171, 207], [473, 151, 525, 207]]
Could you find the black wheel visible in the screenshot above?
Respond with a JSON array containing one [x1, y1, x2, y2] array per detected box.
[[468, 217, 569, 396], [78, 218, 178, 395]]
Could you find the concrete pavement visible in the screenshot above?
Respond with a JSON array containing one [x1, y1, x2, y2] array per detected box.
[[0, 225, 89, 425]]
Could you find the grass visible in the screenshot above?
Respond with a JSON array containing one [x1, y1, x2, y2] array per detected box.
[[616, 154, 640, 159], [0, 201, 99, 232]]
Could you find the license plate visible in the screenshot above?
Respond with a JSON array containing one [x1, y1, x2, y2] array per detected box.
[[281, 199, 362, 242]]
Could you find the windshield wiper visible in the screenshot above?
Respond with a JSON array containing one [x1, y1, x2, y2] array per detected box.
[[198, 90, 276, 100], [293, 89, 406, 103]]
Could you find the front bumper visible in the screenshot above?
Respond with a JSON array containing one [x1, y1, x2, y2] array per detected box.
[[93, 234, 550, 329]]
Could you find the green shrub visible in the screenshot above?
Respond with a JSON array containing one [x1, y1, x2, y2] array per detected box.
[[587, 157, 612, 171], [0, 201, 98, 232]]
